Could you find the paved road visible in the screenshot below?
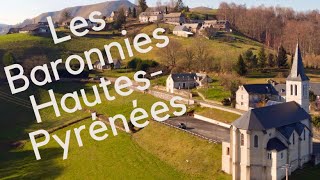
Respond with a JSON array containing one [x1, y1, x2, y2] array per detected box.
[[165, 116, 230, 142]]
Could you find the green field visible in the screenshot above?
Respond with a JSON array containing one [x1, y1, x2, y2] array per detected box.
[[195, 107, 240, 124], [0, 81, 231, 179]]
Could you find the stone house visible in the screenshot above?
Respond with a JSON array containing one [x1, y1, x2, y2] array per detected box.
[[235, 84, 281, 111], [173, 25, 193, 37], [166, 73, 212, 93], [164, 13, 186, 24], [19, 24, 50, 35], [139, 11, 163, 23], [202, 20, 231, 32]]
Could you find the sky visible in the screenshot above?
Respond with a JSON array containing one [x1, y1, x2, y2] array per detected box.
[[0, 0, 319, 25]]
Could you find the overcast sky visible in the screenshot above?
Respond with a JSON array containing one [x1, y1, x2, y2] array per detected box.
[[0, 0, 319, 25]]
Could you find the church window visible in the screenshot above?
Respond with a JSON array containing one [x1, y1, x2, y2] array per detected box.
[[293, 133, 295, 145], [291, 85, 293, 95], [240, 133, 244, 146], [267, 153, 272, 160], [281, 152, 283, 159], [303, 129, 306, 141], [226, 147, 230, 155], [295, 85, 298, 96], [254, 135, 258, 148]]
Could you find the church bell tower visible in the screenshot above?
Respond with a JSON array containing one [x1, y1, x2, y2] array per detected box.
[[286, 41, 310, 113]]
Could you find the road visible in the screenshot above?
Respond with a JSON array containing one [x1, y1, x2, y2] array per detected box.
[[165, 116, 230, 142]]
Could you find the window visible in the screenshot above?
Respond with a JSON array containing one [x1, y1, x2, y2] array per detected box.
[[281, 152, 283, 159], [226, 147, 230, 155], [295, 85, 298, 96], [254, 135, 259, 148], [267, 153, 272, 160], [241, 102, 244, 105], [304, 129, 306, 141], [240, 133, 244, 146], [291, 85, 293, 95], [293, 133, 295, 145]]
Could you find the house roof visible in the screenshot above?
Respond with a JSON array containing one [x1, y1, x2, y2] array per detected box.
[[266, 138, 287, 151], [173, 25, 188, 32], [171, 73, 197, 82], [232, 101, 310, 131], [287, 42, 309, 81], [140, 11, 162, 16], [164, 12, 183, 18], [242, 84, 278, 95], [20, 24, 44, 31]]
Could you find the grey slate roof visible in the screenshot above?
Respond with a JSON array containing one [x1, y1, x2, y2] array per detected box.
[[232, 101, 310, 131], [287, 42, 309, 81], [171, 73, 197, 82], [242, 84, 278, 95], [266, 138, 287, 151], [277, 122, 305, 139], [173, 25, 188, 32]]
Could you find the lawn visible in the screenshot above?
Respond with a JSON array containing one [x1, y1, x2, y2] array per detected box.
[[195, 107, 241, 124], [290, 164, 320, 180], [197, 83, 231, 102], [0, 81, 231, 179]]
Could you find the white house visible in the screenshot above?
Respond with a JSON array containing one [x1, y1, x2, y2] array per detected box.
[[166, 73, 212, 93], [139, 11, 163, 23], [166, 73, 197, 93], [222, 42, 313, 180], [235, 84, 281, 111], [173, 25, 193, 37]]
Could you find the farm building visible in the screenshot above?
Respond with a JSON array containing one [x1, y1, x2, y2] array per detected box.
[[173, 25, 193, 37], [139, 11, 163, 23]]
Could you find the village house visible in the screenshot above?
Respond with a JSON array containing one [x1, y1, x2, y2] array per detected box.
[[222, 42, 313, 180], [164, 12, 186, 24], [7, 28, 21, 34], [139, 11, 163, 23], [202, 20, 231, 32], [106, 11, 118, 22], [93, 59, 122, 71], [19, 24, 50, 35], [183, 23, 202, 34], [166, 73, 212, 93], [235, 84, 281, 111], [173, 25, 193, 37]]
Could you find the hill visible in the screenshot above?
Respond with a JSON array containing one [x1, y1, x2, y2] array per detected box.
[[0, 24, 11, 35], [190, 6, 214, 11], [29, 0, 135, 23]]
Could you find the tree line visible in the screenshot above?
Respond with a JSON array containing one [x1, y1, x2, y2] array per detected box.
[[217, 2, 320, 68]]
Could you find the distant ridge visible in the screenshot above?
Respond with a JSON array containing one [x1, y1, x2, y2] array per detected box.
[[17, 0, 135, 29], [190, 6, 214, 12]]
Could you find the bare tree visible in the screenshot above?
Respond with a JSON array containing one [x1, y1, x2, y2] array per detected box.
[[158, 40, 182, 71], [183, 48, 195, 71]]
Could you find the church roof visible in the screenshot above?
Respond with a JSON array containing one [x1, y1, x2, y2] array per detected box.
[[266, 138, 287, 152], [242, 84, 278, 95], [277, 122, 305, 139], [232, 101, 310, 131], [287, 42, 309, 81]]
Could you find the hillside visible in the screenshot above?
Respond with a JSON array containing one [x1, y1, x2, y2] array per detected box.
[[30, 0, 135, 23]]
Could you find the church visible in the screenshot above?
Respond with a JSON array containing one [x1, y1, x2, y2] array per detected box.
[[221, 42, 313, 180]]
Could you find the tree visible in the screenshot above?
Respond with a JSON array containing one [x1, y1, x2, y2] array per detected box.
[[2, 52, 16, 66], [183, 48, 195, 71], [113, 8, 126, 29], [258, 46, 267, 68], [139, 0, 148, 12], [128, 7, 132, 18], [174, 0, 185, 12], [277, 45, 288, 68], [267, 53, 275, 67], [133, 7, 137, 18], [158, 40, 181, 71], [243, 49, 257, 68], [234, 55, 247, 76]]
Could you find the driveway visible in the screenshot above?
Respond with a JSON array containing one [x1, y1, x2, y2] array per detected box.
[[165, 116, 230, 142]]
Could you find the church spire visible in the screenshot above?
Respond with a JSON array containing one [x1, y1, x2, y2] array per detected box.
[[287, 41, 309, 81]]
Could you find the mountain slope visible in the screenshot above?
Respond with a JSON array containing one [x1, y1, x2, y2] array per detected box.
[[30, 0, 135, 23]]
